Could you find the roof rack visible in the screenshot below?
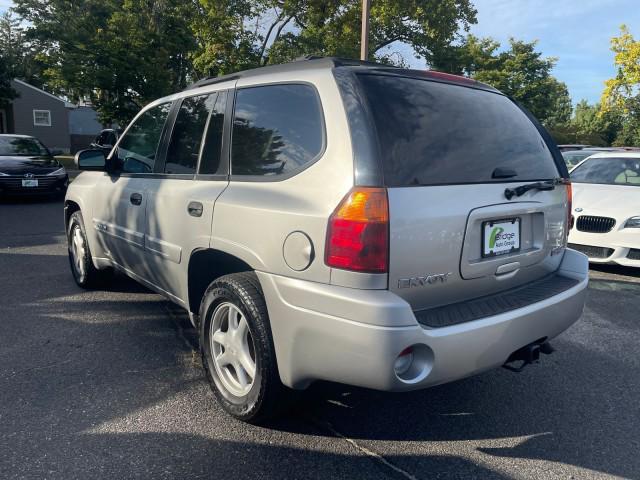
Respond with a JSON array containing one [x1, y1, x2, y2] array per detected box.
[[185, 55, 497, 93], [186, 56, 395, 90]]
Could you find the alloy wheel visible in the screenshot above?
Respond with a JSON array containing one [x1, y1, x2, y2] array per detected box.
[[210, 302, 257, 397], [70, 225, 86, 278]]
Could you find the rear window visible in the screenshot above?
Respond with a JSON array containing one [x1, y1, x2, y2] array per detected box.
[[357, 74, 559, 187], [562, 150, 594, 167]]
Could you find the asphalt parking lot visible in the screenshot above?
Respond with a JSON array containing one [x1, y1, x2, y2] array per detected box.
[[1, 197, 639, 480]]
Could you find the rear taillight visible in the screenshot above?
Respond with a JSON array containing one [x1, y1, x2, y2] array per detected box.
[[325, 187, 389, 273], [565, 180, 573, 241]]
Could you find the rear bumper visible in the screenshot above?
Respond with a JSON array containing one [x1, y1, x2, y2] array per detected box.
[[258, 248, 588, 391]]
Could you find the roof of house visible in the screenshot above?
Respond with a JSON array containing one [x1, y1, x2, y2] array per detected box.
[[12, 79, 76, 108]]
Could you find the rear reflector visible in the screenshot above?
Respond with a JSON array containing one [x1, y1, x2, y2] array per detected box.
[[325, 188, 389, 273]]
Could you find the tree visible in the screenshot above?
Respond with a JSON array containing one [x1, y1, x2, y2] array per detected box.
[[600, 25, 640, 146], [191, 0, 478, 76], [0, 55, 17, 107], [13, 0, 197, 125], [439, 36, 572, 126], [12, 0, 478, 122], [0, 11, 49, 88], [574, 100, 623, 145], [0, 11, 23, 76]]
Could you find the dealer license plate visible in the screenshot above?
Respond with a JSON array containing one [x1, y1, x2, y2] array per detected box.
[[482, 218, 521, 257]]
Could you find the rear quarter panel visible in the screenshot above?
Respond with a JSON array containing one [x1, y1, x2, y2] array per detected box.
[[212, 69, 353, 283]]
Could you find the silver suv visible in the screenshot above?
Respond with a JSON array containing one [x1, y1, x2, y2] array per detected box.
[[65, 57, 588, 423]]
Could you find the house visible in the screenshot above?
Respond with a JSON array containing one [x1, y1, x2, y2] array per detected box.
[[0, 79, 106, 153]]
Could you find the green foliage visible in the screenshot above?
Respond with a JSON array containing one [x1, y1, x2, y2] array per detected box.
[[10, 0, 477, 123], [599, 25, 640, 147], [0, 55, 17, 107], [191, 0, 478, 76], [7, 0, 636, 148], [435, 35, 571, 126], [13, 0, 197, 125], [190, 0, 264, 77], [601, 25, 640, 113], [0, 11, 46, 87]]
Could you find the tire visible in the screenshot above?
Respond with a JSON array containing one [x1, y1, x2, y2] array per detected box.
[[67, 211, 113, 288], [199, 272, 293, 423]]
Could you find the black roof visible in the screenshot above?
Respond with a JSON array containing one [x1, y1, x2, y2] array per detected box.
[[186, 56, 497, 93]]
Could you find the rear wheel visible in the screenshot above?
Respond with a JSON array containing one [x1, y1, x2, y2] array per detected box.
[[199, 272, 293, 423], [67, 211, 112, 288]]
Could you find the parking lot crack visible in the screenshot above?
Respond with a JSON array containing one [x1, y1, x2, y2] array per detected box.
[[310, 417, 420, 480]]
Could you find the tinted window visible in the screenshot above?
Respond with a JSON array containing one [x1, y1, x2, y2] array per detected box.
[[231, 84, 323, 177], [199, 91, 227, 175], [96, 131, 116, 147], [117, 103, 171, 174], [357, 74, 559, 187], [571, 157, 640, 186], [562, 150, 594, 167], [105, 131, 117, 146], [165, 95, 216, 174], [0, 136, 49, 156]]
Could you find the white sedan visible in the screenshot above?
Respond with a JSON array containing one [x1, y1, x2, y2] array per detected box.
[[568, 152, 640, 266]]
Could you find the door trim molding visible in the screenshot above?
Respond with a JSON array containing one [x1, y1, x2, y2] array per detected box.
[[93, 218, 145, 249]]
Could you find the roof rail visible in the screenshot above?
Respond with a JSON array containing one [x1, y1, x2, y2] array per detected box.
[[185, 56, 395, 90]]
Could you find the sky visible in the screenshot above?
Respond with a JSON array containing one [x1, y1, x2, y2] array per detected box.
[[407, 0, 640, 105], [1, 0, 638, 105]]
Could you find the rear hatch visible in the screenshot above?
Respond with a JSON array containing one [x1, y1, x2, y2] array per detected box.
[[357, 73, 570, 312]]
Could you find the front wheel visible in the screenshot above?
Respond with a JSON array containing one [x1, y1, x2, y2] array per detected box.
[[199, 272, 294, 423], [67, 211, 112, 288]]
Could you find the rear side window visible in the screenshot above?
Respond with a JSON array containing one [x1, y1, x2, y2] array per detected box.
[[357, 74, 558, 187], [165, 94, 215, 174], [231, 84, 324, 177], [117, 103, 171, 174]]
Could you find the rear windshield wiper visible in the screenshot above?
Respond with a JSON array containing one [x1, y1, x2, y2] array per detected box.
[[504, 179, 562, 200]]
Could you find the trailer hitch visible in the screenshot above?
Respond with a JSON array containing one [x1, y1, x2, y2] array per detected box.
[[503, 341, 554, 373]]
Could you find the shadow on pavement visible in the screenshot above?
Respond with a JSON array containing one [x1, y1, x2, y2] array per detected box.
[[1, 211, 638, 478], [590, 263, 640, 278]]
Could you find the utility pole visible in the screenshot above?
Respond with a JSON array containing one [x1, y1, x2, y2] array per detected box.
[[360, 0, 371, 61]]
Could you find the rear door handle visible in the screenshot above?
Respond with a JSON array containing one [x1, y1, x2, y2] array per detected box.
[[188, 201, 203, 217], [130, 192, 142, 206]]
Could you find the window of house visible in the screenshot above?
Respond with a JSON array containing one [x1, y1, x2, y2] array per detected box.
[[33, 110, 52, 127]]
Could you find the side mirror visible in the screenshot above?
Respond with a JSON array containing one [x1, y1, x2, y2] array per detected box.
[[75, 149, 107, 171]]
